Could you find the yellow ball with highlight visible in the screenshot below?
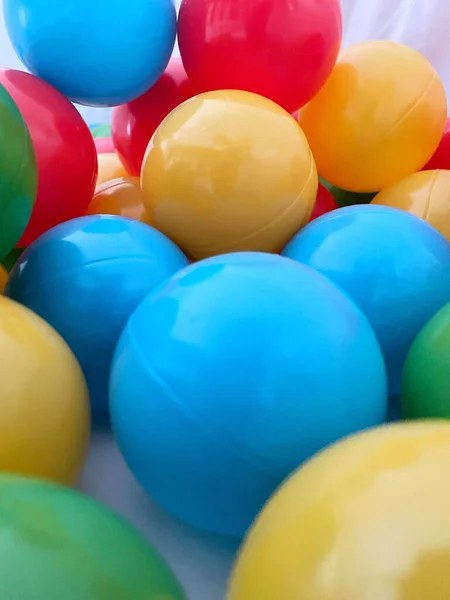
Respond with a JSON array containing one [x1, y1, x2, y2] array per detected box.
[[372, 169, 450, 241], [299, 41, 447, 192], [0, 296, 89, 485], [141, 90, 318, 260]]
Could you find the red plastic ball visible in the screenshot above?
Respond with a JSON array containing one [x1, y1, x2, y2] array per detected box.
[[309, 182, 339, 222], [112, 57, 197, 176], [94, 137, 115, 155], [423, 117, 450, 170], [0, 69, 98, 246], [178, 0, 342, 114]]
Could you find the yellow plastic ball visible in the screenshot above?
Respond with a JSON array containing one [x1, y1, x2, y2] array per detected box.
[[0, 296, 89, 484], [141, 90, 317, 260], [0, 265, 8, 293], [373, 169, 450, 241], [299, 41, 447, 192], [97, 153, 129, 186], [88, 176, 150, 224], [229, 421, 450, 600]]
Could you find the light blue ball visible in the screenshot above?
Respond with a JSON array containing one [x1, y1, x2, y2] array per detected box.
[[6, 215, 188, 414], [110, 252, 387, 538], [3, 0, 177, 106], [283, 205, 450, 396]]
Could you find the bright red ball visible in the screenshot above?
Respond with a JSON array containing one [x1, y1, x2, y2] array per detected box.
[[0, 69, 98, 246], [112, 57, 197, 176], [94, 137, 115, 155], [423, 117, 450, 170], [178, 0, 342, 114], [309, 183, 339, 222]]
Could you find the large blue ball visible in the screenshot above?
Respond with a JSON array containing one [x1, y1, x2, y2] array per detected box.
[[110, 252, 387, 538], [3, 0, 177, 106], [6, 215, 188, 413], [283, 205, 450, 395]]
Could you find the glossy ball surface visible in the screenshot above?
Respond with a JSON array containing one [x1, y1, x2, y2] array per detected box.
[[0, 82, 37, 259], [228, 421, 450, 600], [88, 177, 150, 224], [0, 69, 98, 246], [0, 296, 89, 484], [310, 182, 339, 221], [110, 252, 387, 538], [3, 0, 177, 106], [373, 170, 450, 242], [283, 205, 450, 395], [402, 302, 450, 419], [424, 117, 450, 169], [97, 153, 128, 186], [300, 41, 447, 192], [6, 216, 188, 414], [94, 137, 115, 154], [141, 90, 318, 260], [0, 476, 186, 600], [112, 57, 197, 176], [178, 0, 342, 113]]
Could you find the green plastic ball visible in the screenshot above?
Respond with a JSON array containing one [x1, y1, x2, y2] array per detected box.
[[319, 178, 376, 207], [402, 302, 450, 419], [0, 83, 37, 260], [0, 476, 186, 600], [91, 124, 112, 138]]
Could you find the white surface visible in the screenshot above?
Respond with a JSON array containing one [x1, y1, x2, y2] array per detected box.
[[1, 1, 450, 598]]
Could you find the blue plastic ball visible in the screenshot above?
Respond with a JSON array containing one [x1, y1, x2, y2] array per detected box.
[[110, 252, 387, 538], [283, 205, 450, 396], [3, 0, 177, 106], [6, 215, 188, 413]]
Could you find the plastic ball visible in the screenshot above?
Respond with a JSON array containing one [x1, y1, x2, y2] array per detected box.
[[0, 82, 37, 259], [6, 215, 188, 414], [112, 57, 197, 176], [178, 0, 342, 114], [110, 252, 387, 538], [299, 41, 447, 192], [372, 170, 450, 242], [310, 182, 339, 222], [141, 90, 318, 260], [2, 248, 24, 273], [0, 266, 8, 293], [320, 178, 376, 207], [97, 153, 128, 186], [228, 421, 450, 600], [91, 124, 112, 138], [0, 476, 186, 600], [0, 296, 89, 484], [87, 177, 150, 224], [424, 117, 450, 169], [3, 0, 177, 106], [283, 205, 450, 395], [0, 69, 98, 246], [94, 137, 115, 154], [402, 302, 450, 419]]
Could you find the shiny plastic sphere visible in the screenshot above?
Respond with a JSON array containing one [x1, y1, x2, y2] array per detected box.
[[3, 0, 177, 106], [97, 153, 128, 186], [320, 178, 376, 207], [0, 82, 37, 259], [112, 57, 197, 176], [283, 205, 450, 395], [6, 215, 188, 414], [0, 69, 98, 246], [228, 420, 450, 600], [0, 296, 89, 484], [88, 177, 150, 224], [141, 90, 318, 260], [110, 252, 387, 538], [0, 266, 8, 293], [91, 124, 112, 138], [424, 118, 450, 169], [310, 183, 339, 222], [402, 302, 450, 419], [0, 476, 186, 600], [178, 0, 342, 113], [94, 137, 115, 154], [373, 170, 450, 242], [299, 41, 447, 192]]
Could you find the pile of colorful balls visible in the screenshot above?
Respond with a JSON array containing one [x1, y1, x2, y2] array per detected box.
[[0, 0, 449, 598]]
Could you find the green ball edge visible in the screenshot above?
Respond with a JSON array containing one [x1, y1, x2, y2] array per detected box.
[[319, 177, 377, 207]]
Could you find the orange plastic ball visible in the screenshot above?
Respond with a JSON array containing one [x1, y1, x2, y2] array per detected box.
[[141, 90, 317, 260], [372, 170, 450, 241], [97, 153, 128, 186], [88, 177, 150, 224], [299, 41, 447, 192], [0, 266, 8, 293]]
